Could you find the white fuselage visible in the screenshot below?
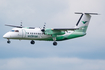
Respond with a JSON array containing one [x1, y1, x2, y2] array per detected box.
[[3, 27, 73, 41], [3, 28, 54, 40], [3, 27, 74, 41]]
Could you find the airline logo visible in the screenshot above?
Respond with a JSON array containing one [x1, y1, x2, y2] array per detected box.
[[82, 21, 88, 24]]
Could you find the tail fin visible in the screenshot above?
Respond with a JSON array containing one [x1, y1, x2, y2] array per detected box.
[[75, 12, 98, 33]]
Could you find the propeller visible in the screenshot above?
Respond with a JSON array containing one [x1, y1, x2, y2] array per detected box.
[[5, 24, 23, 28], [5, 21, 23, 28], [41, 22, 46, 32], [20, 21, 22, 26]]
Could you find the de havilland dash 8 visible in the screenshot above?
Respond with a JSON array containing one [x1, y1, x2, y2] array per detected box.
[[3, 12, 98, 46]]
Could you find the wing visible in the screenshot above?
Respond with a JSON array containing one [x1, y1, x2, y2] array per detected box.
[[45, 28, 79, 35], [51, 28, 79, 31]]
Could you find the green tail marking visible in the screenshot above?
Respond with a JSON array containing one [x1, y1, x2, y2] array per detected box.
[[82, 21, 88, 24]]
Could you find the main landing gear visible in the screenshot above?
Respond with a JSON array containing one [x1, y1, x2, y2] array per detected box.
[[6, 39, 57, 46], [30, 39, 57, 46], [53, 41, 57, 46], [53, 37, 57, 46], [30, 40, 35, 44]]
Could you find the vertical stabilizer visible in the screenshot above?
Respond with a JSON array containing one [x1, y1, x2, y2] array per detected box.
[[75, 12, 98, 33]]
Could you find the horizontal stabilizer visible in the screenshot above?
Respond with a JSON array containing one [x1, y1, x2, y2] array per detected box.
[[85, 13, 99, 15], [75, 12, 99, 15]]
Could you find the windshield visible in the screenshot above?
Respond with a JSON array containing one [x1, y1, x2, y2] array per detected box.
[[11, 30, 19, 32]]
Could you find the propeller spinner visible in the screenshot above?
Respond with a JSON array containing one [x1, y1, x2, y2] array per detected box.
[[41, 22, 46, 32]]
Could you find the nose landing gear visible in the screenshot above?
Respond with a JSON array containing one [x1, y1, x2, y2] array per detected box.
[[7, 41, 11, 44], [7, 39, 11, 44]]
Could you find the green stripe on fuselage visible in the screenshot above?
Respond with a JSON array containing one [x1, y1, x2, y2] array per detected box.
[[55, 26, 87, 41], [56, 32, 86, 41], [43, 26, 87, 41], [75, 26, 88, 32]]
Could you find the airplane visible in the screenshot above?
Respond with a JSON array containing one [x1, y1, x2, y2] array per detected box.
[[3, 12, 98, 46]]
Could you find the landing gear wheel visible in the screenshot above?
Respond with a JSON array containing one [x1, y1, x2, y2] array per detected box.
[[31, 40, 35, 44], [7, 41, 11, 44], [53, 42, 57, 46]]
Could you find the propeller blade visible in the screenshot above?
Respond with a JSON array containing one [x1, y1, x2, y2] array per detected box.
[[43, 22, 46, 29], [5, 24, 23, 28], [20, 21, 22, 26], [41, 22, 46, 32]]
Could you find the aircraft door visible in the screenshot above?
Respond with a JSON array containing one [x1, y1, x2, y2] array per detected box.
[[22, 29, 26, 38], [17, 29, 22, 38]]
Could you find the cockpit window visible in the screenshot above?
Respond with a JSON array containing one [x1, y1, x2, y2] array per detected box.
[[15, 30, 19, 32], [11, 30, 19, 32], [11, 30, 15, 32]]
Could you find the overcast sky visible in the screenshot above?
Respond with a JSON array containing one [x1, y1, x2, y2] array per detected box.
[[0, 0, 105, 70]]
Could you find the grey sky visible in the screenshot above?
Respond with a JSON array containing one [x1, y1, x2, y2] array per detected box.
[[0, 0, 105, 70]]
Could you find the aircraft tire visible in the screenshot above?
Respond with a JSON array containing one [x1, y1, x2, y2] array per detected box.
[[31, 40, 35, 44], [53, 42, 57, 46], [7, 41, 11, 44]]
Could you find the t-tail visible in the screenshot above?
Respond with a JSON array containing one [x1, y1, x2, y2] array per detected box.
[[75, 12, 98, 33]]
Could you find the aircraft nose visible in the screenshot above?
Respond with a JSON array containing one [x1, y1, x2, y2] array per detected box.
[[3, 33, 10, 38], [3, 34, 7, 38]]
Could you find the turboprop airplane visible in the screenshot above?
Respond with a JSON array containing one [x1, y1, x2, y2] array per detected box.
[[3, 12, 98, 46]]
